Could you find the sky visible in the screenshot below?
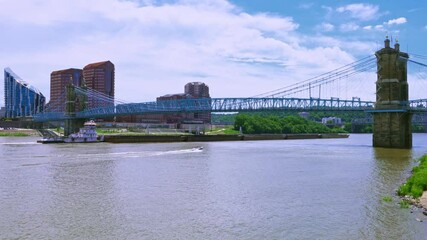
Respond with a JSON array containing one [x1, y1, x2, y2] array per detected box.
[[1, 0, 426, 106]]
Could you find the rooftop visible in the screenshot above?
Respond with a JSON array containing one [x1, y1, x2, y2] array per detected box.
[[83, 60, 114, 69], [4, 67, 44, 96], [51, 68, 82, 75]]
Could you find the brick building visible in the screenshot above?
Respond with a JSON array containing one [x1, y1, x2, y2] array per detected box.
[[183, 82, 211, 123], [50, 68, 82, 112], [83, 61, 115, 108]]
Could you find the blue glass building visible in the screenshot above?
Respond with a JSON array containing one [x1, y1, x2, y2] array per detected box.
[[4, 68, 45, 118]]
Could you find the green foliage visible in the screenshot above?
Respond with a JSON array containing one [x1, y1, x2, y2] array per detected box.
[[56, 127, 64, 134], [382, 196, 393, 202], [397, 155, 427, 198], [96, 128, 123, 134], [399, 200, 410, 209], [222, 128, 240, 135], [207, 126, 240, 135], [413, 125, 425, 133], [211, 113, 237, 124], [343, 122, 352, 132], [361, 125, 373, 133], [0, 132, 29, 137], [233, 114, 346, 134]]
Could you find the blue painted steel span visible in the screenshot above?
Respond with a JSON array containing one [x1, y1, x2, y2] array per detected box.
[[352, 114, 427, 125], [32, 97, 427, 122]]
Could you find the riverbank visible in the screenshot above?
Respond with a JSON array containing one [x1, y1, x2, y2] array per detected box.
[[421, 192, 427, 209], [398, 154, 427, 210], [0, 128, 40, 137], [103, 133, 349, 143]]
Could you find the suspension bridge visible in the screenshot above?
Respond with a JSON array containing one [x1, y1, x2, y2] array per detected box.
[[33, 38, 427, 148]]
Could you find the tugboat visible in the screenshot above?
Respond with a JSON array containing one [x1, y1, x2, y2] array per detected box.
[[63, 120, 103, 143]]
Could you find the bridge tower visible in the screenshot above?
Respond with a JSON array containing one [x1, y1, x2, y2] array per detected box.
[[64, 84, 85, 136], [373, 37, 411, 148]]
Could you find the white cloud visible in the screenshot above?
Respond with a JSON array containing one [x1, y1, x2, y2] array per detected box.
[[0, 0, 371, 104], [340, 23, 360, 32], [385, 17, 407, 25], [408, 8, 421, 13], [363, 23, 402, 32], [375, 25, 384, 30], [308, 36, 377, 54], [336, 3, 379, 21], [315, 23, 335, 32], [299, 3, 314, 9]]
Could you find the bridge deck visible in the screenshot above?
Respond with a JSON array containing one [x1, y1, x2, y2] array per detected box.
[[33, 97, 427, 122]]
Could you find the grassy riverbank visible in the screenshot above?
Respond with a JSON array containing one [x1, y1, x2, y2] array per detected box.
[[0, 132, 30, 137], [0, 129, 40, 137], [398, 154, 427, 198]]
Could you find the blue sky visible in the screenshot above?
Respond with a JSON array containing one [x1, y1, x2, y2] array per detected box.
[[1, 0, 426, 106]]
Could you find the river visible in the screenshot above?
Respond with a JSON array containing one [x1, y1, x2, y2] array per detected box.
[[1, 134, 427, 239]]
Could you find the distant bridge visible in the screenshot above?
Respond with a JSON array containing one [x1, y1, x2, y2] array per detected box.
[[31, 38, 427, 148], [33, 96, 427, 122], [353, 113, 427, 125]]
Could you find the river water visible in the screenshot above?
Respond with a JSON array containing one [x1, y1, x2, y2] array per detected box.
[[1, 134, 427, 239]]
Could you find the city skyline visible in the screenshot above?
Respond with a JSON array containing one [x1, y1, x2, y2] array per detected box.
[[1, 0, 426, 106]]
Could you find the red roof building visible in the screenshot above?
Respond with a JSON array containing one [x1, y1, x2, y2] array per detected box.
[[83, 60, 115, 108], [50, 68, 82, 112]]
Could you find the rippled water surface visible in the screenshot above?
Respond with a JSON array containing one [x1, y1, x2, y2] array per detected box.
[[1, 134, 427, 239]]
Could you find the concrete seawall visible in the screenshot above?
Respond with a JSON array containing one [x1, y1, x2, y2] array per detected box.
[[104, 133, 349, 143]]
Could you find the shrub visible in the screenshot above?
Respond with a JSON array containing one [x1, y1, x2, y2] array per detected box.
[[399, 200, 410, 209], [382, 196, 393, 202], [398, 154, 427, 198]]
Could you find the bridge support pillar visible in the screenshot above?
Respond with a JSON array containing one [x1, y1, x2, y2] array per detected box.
[[64, 119, 84, 136], [64, 83, 85, 136], [373, 112, 412, 148], [372, 37, 411, 148]]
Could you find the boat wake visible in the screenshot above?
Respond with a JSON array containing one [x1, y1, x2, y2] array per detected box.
[[68, 147, 204, 159], [151, 147, 203, 156]]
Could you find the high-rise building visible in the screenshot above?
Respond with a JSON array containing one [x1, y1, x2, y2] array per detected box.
[[0, 107, 5, 118], [4, 68, 45, 118], [83, 61, 115, 108], [184, 82, 211, 123], [50, 68, 82, 112], [184, 82, 210, 98]]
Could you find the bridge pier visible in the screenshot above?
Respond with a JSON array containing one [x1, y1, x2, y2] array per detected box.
[[373, 112, 412, 148], [372, 37, 411, 148], [64, 83, 86, 136]]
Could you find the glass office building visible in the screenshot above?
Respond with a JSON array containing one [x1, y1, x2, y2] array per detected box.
[[4, 68, 45, 118]]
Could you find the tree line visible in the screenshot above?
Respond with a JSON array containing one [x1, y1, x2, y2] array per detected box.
[[233, 114, 345, 134]]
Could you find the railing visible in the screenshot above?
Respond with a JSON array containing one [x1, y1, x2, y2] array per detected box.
[[33, 97, 377, 122], [33, 97, 427, 122]]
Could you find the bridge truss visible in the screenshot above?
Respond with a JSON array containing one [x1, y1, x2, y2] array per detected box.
[[34, 97, 377, 122], [33, 53, 427, 122], [34, 96, 427, 122]]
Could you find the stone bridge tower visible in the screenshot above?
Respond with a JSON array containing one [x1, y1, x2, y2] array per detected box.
[[373, 37, 411, 148]]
